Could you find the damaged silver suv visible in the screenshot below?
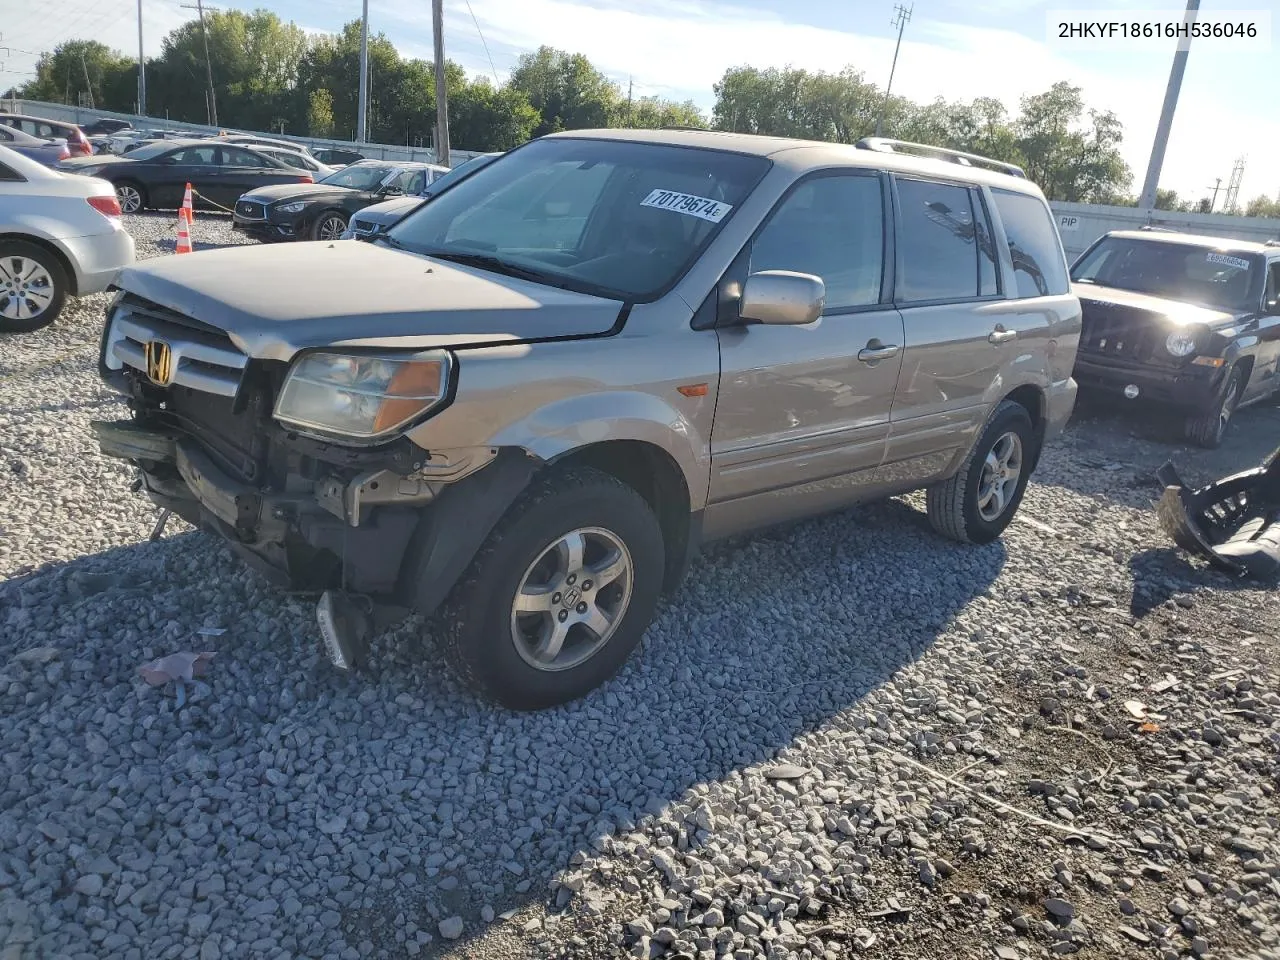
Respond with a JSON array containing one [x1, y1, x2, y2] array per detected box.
[[93, 130, 1080, 709]]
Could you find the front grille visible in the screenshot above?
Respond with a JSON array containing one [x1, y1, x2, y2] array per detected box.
[[235, 199, 267, 221], [349, 219, 381, 238], [1078, 301, 1165, 363], [104, 295, 248, 397]]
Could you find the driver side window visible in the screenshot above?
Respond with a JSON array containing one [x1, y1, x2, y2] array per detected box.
[[750, 174, 885, 312], [1266, 262, 1280, 312]]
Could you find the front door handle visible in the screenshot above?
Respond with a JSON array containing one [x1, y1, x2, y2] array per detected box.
[[858, 342, 901, 363], [988, 326, 1017, 345]]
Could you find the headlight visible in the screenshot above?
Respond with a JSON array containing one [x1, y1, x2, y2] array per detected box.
[[277, 201, 307, 214], [1165, 329, 1201, 357], [273, 350, 452, 440]]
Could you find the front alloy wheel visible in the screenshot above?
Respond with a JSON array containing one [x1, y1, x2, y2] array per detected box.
[[438, 466, 665, 710], [510, 527, 634, 672], [1185, 367, 1244, 449], [314, 213, 348, 241]]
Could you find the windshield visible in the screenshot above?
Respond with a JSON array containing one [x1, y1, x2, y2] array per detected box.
[[1072, 237, 1259, 311], [425, 154, 497, 195], [387, 138, 769, 301], [318, 164, 396, 190]]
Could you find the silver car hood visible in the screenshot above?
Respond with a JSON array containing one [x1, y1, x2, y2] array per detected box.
[[116, 242, 625, 361]]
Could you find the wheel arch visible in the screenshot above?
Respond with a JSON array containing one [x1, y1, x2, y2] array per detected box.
[[0, 231, 78, 295], [549, 439, 697, 592], [1003, 382, 1047, 471]]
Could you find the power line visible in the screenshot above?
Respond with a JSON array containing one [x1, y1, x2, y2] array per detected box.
[[463, 0, 500, 85]]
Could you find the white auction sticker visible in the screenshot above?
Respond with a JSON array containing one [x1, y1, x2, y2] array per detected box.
[[1206, 252, 1251, 271], [640, 189, 732, 223]]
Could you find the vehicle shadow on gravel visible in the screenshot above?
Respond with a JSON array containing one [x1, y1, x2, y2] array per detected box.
[[1127, 545, 1265, 619], [0, 496, 1004, 958], [1038, 393, 1280, 511]]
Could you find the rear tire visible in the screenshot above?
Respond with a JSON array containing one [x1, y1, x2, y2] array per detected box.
[[0, 240, 68, 333], [440, 466, 665, 710], [927, 400, 1034, 545], [1184, 367, 1243, 449], [115, 180, 146, 214]]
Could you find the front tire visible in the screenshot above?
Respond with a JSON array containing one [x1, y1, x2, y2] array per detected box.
[[1184, 367, 1243, 449], [440, 466, 665, 711], [0, 241, 68, 333], [927, 399, 1034, 545], [312, 211, 349, 242]]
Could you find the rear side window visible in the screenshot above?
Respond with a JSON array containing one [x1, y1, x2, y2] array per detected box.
[[895, 178, 994, 302], [750, 174, 885, 311], [0, 161, 22, 182], [991, 189, 1069, 297]]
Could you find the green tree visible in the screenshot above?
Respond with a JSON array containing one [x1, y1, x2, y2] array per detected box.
[[508, 46, 620, 137], [1013, 82, 1130, 203], [20, 40, 136, 111], [616, 96, 706, 129], [307, 88, 334, 138], [449, 79, 539, 151], [1244, 195, 1280, 218]]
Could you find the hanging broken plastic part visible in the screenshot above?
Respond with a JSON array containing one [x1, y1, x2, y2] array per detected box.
[[316, 590, 372, 671], [1155, 443, 1280, 581], [149, 508, 172, 541]]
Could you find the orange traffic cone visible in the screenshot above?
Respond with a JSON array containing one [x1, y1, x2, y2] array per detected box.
[[181, 182, 195, 224], [175, 209, 192, 254]]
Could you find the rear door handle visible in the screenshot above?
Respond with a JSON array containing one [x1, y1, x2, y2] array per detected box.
[[858, 343, 901, 362], [988, 326, 1017, 345]]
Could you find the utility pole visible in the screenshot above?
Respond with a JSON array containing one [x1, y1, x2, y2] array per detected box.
[[80, 53, 95, 109], [180, 0, 218, 126], [875, 3, 912, 138], [1208, 177, 1222, 213], [1138, 0, 1200, 210], [136, 0, 146, 116], [432, 0, 450, 166], [627, 76, 633, 126], [356, 0, 369, 143]]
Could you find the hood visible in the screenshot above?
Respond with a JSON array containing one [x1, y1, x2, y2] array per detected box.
[[240, 182, 349, 204], [59, 154, 132, 170], [115, 242, 624, 361], [354, 196, 424, 226], [1071, 283, 1241, 327]]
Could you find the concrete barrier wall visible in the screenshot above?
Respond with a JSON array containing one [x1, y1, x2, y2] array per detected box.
[[1, 98, 482, 167], [1049, 201, 1280, 263]]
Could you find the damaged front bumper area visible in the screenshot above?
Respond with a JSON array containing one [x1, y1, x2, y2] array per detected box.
[[90, 416, 514, 604], [1155, 445, 1280, 581]]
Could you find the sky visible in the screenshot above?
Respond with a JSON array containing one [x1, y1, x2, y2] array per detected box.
[[3, 0, 1278, 205]]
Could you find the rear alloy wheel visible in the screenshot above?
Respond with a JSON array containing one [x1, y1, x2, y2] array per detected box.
[[115, 182, 144, 213], [927, 399, 1035, 545], [440, 466, 665, 710], [1184, 367, 1243, 449], [312, 212, 348, 241], [0, 241, 67, 333]]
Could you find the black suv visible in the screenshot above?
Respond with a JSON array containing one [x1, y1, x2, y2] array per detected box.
[[1070, 229, 1280, 447]]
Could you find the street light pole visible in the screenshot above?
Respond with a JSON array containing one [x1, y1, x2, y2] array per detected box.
[[357, 0, 369, 143], [136, 0, 146, 116], [1137, 0, 1200, 210], [875, 3, 912, 138]]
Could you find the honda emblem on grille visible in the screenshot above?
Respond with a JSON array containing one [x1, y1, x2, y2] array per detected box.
[[144, 339, 174, 386]]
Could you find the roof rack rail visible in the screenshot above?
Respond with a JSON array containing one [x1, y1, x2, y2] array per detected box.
[[854, 137, 1027, 179]]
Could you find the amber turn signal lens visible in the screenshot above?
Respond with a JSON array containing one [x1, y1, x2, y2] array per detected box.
[[372, 361, 447, 433]]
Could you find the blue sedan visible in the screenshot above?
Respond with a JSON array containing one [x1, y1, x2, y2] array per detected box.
[[0, 125, 69, 167]]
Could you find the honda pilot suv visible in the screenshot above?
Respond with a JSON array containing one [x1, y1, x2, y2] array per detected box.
[[92, 130, 1080, 710]]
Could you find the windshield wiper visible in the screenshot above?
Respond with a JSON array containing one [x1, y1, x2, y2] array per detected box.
[[416, 249, 574, 288]]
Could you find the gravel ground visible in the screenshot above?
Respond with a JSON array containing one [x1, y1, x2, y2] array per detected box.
[[2, 212, 1279, 960]]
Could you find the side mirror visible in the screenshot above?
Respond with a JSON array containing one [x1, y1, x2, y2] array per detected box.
[[739, 270, 825, 326]]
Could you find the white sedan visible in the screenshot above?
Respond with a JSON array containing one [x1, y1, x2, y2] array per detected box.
[[0, 144, 135, 332]]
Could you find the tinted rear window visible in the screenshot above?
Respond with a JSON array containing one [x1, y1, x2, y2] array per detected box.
[[895, 178, 994, 302], [991, 189, 1068, 297]]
